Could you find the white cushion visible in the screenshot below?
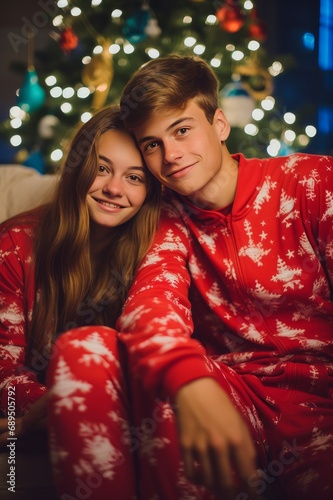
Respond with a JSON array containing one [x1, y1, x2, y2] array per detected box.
[[0, 165, 59, 223]]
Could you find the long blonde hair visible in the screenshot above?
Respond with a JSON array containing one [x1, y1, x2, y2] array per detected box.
[[27, 106, 161, 363]]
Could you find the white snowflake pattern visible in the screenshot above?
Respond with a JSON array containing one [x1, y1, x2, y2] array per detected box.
[[69, 331, 119, 368], [206, 282, 228, 308], [276, 189, 299, 227], [253, 177, 277, 214], [271, 256, 304, 291], [188, 254, 206, 279], [250, 281, 282, 311], [298, 232, 316, 258], [281, 154, 307, 174], [299, 168, 321, 201], [321, 190, 333, 221], [152, 269, 182, 288], [223, 258, 237, 280], [239, 322, 265, 344], [275, 319, 305, 338], [118, 304, 152, 330], [0, 302, 25, 333], [49, 356, 92, 413], [239, 220, 271, 266], [73, 421, 124, 479], [198, 230, 218, 254]]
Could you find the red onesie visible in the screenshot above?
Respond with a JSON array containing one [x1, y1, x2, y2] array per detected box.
[[2, 153, 333, 499], [47, 153, 333, 499]]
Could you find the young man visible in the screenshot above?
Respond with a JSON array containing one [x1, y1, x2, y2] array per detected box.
[[117, 55, 333, 499]]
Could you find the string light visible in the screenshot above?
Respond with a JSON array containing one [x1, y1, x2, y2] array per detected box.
[[57, 0, 68, 8], [111, 9, 122, 18], [50, 149, 63, 162], [146, 48, 159, 59], [283, 112, 296, 124], [244, 123, 259, 136], [81, 112, 92, 123], [184, 37, 196, 47], [50, 86, 62, 98], [193, 44, 205, 55], [305, 125, 317, 137], [60, 102, 72, 113], [10, 135, 22, 146], [77, 87, 90, 98], [45, 75, 57, 86], [205, 15, 216, 25], [71, 7, 82, 16]]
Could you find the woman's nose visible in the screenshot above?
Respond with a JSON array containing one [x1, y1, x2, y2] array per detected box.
[[102, 176, 123, 196]]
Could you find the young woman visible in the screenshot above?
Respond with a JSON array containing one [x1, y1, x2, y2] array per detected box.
[[0, 106, 161, 450]]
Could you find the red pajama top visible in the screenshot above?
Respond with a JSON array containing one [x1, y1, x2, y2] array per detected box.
[[0, 218, 46, 416], [118, 153, 333, 400]]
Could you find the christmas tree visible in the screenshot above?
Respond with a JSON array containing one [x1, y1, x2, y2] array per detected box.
[[0, 0, 317, 173]]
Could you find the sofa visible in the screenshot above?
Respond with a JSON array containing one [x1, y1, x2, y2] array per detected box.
[[0, 165, 59, 223], [0, 165, 59, 499]]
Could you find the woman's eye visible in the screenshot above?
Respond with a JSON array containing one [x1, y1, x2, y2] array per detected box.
[[128, 174, 143, 182], [98, 165, 108, 173]]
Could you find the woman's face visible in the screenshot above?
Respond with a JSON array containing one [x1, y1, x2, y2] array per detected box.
[[87, 129, 148, 229]]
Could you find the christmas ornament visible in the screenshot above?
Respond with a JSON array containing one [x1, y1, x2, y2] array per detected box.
[[220, 81, 255, 128], [59, 26, 78, 52], [144, 18, 162, 38], [38, 114, 60, 139], [123, 3, 151, 44], [234, 57, 273, 100], [15, 149, 29, 164], [23, 148, 45, 174], [82, 38, 114, 109], [17, 67, 46, 112], [17, 30, 46, 113], [247, 9, 267, 42], [216, 1, 245, 33]]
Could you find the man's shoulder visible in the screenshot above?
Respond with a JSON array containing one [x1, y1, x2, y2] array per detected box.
[[269, 153, 333, 171]]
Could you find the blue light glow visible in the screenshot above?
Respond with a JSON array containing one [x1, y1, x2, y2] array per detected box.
[[319, 0, 333, 70], [303, 32, 315, 50]]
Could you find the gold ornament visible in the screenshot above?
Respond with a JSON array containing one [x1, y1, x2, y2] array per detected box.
[[234, 56, 273, 101], [82, 38, 114, 109]]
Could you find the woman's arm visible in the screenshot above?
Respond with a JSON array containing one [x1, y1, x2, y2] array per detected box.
[[0, 223, 47, 417]]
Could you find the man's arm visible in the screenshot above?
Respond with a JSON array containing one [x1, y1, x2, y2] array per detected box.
[[117, 202, 217, 399]]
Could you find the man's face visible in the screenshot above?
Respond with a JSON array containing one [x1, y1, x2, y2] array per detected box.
[[133, 100, 230, 207]]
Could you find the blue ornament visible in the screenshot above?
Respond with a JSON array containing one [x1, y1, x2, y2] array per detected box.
[[123, 7, 151, 44], [220, 81, 255, 128], [17, 67, 46, 113], [23, 149, 45, 174]]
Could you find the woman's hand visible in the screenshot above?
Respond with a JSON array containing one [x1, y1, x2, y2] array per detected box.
[[0, 393, 48, 448], [175, 377, 261, 499]]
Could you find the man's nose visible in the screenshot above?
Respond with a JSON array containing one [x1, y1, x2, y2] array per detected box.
[[163, 141, 182, 163]]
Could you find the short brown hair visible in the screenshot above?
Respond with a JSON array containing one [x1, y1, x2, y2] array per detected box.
[[120, 54, 220, 129]]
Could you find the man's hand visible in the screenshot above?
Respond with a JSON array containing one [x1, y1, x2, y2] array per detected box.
[[0, 393, 48, 448], [175, 377, 260, 499]]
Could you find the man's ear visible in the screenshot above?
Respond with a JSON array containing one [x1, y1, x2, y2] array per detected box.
[[214, 108, 231, 142]]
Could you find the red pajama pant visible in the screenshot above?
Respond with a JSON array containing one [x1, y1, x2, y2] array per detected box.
[[46, 326, 333, 500]]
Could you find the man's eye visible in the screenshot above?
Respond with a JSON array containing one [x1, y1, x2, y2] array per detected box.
[[178, 127, 188, 135], [145, 141, 158, 151]]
